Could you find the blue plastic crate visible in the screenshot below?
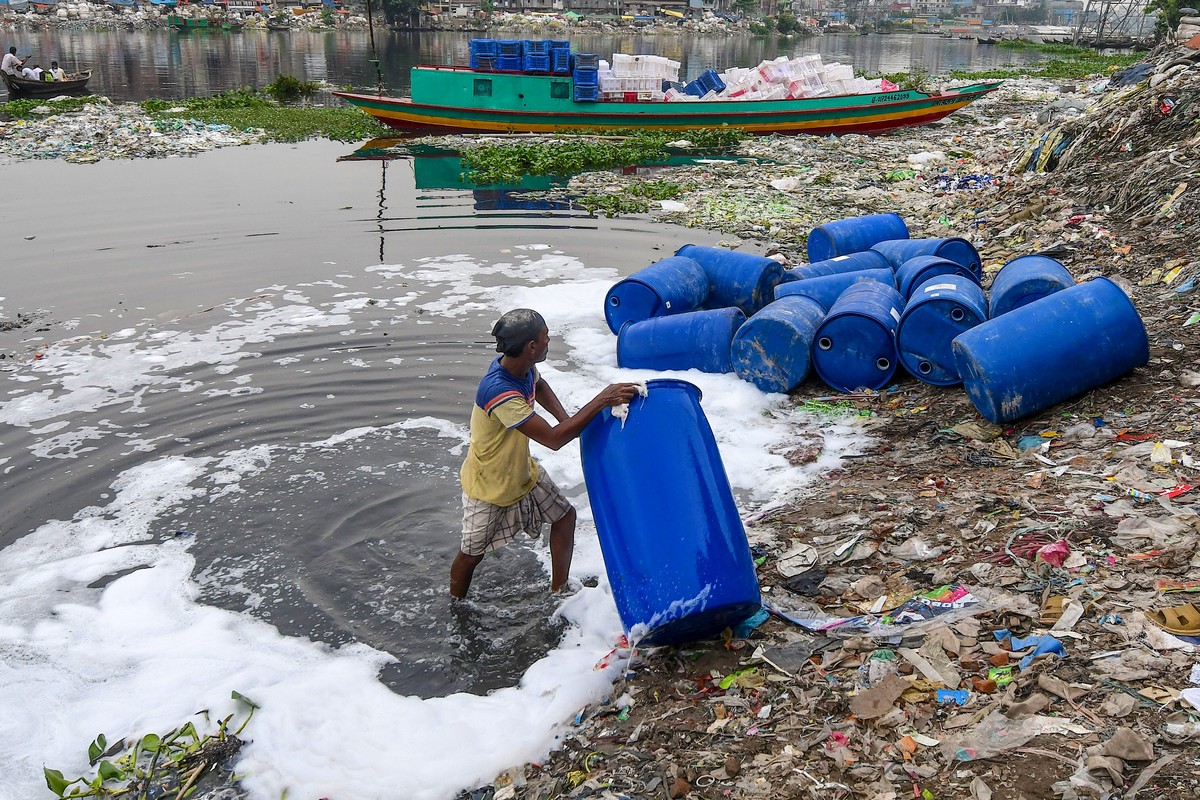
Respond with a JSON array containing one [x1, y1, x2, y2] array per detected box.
[[548, 39, 570, 51], [572, 68, 598, 87], [470, 38, 497, 56], [497, 55, 523, 72], [551, 50, 571, 73], [696, 68, 726, 94], [573, 84, 599, 103], [684, 80, 707, 97], [498, 39, 523, 55], [523, 39, 549, 56], [524, 54, 550, 72], [571, 53, 599, 70], [470, 54, 497, 70]]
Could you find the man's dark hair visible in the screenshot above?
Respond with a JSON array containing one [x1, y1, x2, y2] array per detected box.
[[8, 48, 16, 55], [492, 309, 545, 357]]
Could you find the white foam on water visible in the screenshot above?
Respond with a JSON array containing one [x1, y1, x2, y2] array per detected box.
[[0, 247, 862, 800]]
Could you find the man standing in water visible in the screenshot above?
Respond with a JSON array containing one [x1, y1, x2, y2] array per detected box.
[[450, 309, 638, 599]]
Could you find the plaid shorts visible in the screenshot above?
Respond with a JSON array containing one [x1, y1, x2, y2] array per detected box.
[[460, 468, 572, 557]]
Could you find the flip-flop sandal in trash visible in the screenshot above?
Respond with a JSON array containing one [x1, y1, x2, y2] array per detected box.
[[1147, 602, 1200, 636], [1039, 595, 1069, 626]]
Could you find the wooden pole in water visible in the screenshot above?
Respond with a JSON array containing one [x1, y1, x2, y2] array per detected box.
[[365, 0, 383, 95]]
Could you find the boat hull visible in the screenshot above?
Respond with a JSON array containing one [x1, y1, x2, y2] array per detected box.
[[333, 72, 1002, 136], [2, 70, 92, 98]]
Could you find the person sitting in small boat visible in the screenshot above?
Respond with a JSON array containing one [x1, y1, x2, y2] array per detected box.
[[47, 61, 66, 81], [21, 64, 43, 81], [2, 47, 30, 76]]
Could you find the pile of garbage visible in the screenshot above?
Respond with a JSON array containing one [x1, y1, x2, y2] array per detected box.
[[0, 99, 264, 162], [1015, 42, 1200, 233]]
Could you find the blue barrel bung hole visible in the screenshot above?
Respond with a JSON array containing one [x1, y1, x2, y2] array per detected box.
[[950, 307, 966, 322], [609, 296, 621, 307], [818, 337, 833, 351], [876, 357, 891, 371], [919, 361, 933, 375]]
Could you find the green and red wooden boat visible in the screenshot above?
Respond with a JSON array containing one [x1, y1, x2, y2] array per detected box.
[[333, 67, 1002, 136]]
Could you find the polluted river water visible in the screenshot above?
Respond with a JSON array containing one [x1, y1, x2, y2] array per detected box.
[[0, 138, 865, 798]]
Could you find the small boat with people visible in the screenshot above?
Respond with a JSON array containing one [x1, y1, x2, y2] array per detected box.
[[2, 67, 92, 98], [334, 40, 1002, 138]]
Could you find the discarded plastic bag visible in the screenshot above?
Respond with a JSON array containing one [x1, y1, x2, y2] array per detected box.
[[946, 712, 1086, 761]]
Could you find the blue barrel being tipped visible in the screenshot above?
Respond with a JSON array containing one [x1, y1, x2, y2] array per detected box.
[[989, 254, 1075, 318], [675, 245, 784, 316], [807, 213, 909, 263], [580, 379, 761, 646], [872, 237, 982, 282], [730, 295, 825, 393], [617, 307, 745, 374], [897, 276, 989, 386], [896, 255, 982, 299], [813, 281, 905, 392], [604, 255, 709, 335], [952, 278, 1149, 424], [782, 250, 894, 282], [773, 268, 897, 312]]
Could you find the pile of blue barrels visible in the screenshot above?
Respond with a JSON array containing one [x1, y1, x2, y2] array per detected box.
[[605, 212, 1151, 425]]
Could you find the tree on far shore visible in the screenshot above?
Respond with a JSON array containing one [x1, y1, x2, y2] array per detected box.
[[381, 0, 421, 29]]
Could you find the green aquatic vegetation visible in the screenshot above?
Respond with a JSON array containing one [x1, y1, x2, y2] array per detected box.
[[142, 89, 386, 142], [264, 74, 321, 103], [461, 128, 746, 185], [578, 179, 687, 217], [948, 44, 1139, 81], [0, 95, 103, 118], [43, 691, 258, 799]]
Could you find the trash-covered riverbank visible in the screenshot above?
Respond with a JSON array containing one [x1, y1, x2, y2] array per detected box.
[[446, 47, 1200, 800]]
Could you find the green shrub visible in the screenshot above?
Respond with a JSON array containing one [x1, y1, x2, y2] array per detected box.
[[264, 74, 320, 103]]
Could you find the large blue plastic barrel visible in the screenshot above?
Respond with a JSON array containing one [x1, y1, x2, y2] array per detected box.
[[895, 255, 981, 299], [872, 238, 982, 281], [617, 308, 745, 374], [773, 268, 897, 312], [896, 276, 989, 386], [675, 245, 784, 316], [952, 278, 1149, 424], [782, 250, 893, 283], [812, 281, 905, 392], [604, 256, 709, 335], [807, 213, 909, 263], [730, 295, 825, 393], [580, 379, 761, 646], [989, 255, 1075, 318]]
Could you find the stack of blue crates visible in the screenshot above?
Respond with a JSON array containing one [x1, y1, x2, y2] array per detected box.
[[685, 68, 726, 97], [571, 52, 599, 71], [549, 40, 571, 74], [469, 39, 497, 71], [522, 39, 550, 72], [572, 53, 599, 102], [497, 39, 523, 72]]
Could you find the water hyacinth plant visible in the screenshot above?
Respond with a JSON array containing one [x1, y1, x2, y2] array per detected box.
[[43, 690, 258, 799]]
